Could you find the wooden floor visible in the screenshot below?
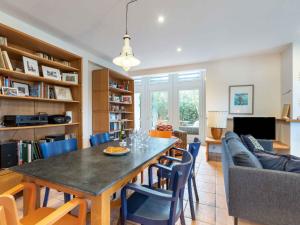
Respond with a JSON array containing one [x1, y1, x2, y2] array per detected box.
[[16, 147, 263, 225]]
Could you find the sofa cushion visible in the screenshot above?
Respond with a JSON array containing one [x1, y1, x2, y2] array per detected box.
[[225, 131, 242, 142], [227, 138, 263, 168], [241, 135, 264, 152], [254, 150, 287, 171], [254, 150, 300, 173]]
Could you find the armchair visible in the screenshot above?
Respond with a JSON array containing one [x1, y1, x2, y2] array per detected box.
[[154, 139, 201, 220], [121, 151, 193, 225], [0, 182, 87, 225]]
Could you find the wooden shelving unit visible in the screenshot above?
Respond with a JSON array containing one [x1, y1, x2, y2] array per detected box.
[[0, 23, 83, 193], [92, 69, 134, 140]]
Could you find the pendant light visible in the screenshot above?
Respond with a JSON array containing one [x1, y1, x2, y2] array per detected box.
[[113, 0, 140, 71]]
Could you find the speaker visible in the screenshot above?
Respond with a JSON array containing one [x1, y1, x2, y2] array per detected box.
[[0, 142, 18, 168]]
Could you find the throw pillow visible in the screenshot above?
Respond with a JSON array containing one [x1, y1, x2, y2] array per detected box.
[[241, 135, 264, 152], [227, 138, 263, 168]]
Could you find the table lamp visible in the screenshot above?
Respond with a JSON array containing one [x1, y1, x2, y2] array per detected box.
[[207, 111, 228, 140]]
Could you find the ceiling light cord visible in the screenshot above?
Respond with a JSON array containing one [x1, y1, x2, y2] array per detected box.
[[126, 0, 138, 35]]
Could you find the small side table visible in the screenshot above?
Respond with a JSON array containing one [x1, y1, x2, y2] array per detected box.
[[205, 137, 222, 161]]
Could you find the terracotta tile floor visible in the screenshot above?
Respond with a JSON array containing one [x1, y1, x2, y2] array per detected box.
[[16, 147, 263, 225]]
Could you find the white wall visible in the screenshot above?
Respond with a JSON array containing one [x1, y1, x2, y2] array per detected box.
[[205, 54, 281, 117], [131, 53, 282, 139]]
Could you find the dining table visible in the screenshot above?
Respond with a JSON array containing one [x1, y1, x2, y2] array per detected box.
[[10, 137, 178, 225]]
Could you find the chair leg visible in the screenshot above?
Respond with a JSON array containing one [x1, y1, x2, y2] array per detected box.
[[43, 187, 50, 207], [192, 175, 199, 202], [157, 173, 161, 188], [140, 171, 144, 184], [64, 193, 71, 203], [234, 217, 238, 225], [188, 178, 196, 220], [180, 211, 186, 225]]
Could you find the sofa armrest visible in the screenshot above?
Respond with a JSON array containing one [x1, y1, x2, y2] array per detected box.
[[257, 139, 273, 151], [229, 166, 300, 225]]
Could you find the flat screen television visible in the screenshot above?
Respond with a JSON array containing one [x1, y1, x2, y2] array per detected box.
[[233, 117, 276, 140]]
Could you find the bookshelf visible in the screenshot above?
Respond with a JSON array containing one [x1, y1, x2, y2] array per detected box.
[[0, 23, 83, 193], [92, 69, 134, 140]]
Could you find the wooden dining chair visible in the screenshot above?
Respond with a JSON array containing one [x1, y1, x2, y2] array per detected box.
[[89, 132, 111, 146], [39, 138, 78, 207], [154, 138, 201, 220], [121, 150, 193, 225], [0, 182, 87, 225], [149, 130, 173, 138]]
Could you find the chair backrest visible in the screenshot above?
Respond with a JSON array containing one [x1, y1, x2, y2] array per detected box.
[[149, 130, 172, 138], [169, 151, 193, 194], [168, 150, 193, 223], [0, 195, 19, 225], [39, 138, 78, 159], [188, 138, 201, 169], [90, 132, 111, 147]]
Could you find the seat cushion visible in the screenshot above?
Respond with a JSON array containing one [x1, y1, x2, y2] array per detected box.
[[227, 138, 263, 168], [127, 188, 181, 222], [21, 207, 78, 225], [241, 135, 264, 152]]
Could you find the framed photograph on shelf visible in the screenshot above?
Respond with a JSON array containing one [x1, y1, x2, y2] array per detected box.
[[1, 87, 18, 96], [54, 86, 73, 100], [121, 95, 132, 104], [62, 73, 78, 84], [229, 85, 254, 114], [23, 56, 39, 76], [42, 66, 61, 80], [12, 82, 30, 96]]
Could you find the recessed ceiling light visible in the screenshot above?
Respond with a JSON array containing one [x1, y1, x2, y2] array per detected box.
[[158, 16, 165, 23], [177, 47, 182, 52]]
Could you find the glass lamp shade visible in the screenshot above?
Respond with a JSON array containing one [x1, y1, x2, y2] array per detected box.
[[113, 34, 140, 71], [207, 111, 228, 128]]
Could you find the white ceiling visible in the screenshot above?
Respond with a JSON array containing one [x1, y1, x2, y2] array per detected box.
[[0, 0, 300, 71]]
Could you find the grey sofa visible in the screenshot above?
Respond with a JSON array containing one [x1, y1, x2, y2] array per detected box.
[[222, 132, 300, 225]]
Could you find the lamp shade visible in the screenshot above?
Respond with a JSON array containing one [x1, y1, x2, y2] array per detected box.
[[207, 111, 228, 128], [113, 34, 140, 71]]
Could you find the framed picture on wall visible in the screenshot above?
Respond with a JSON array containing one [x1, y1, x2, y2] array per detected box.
[[229, 85, 254, 114]]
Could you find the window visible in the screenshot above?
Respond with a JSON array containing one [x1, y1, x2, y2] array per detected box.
[[178, 89, 200, 135], [133, 70, 206, 141], [151, 91, 169, 128]]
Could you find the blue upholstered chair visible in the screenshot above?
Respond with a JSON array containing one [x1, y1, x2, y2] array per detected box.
[[156, 138, 201, 220], [89, 132, 111, 146], [39, 138, 78, 207], [121, 150, 193, 225]]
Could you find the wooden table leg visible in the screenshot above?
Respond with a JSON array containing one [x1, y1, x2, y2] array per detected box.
[[91, 192, 111, 225]]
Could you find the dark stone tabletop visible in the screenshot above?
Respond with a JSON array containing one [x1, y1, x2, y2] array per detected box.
[[10, 137, 177, 196]]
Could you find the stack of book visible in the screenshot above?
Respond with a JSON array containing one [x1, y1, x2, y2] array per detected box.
[[0, 48, 13, 70], [110, 122, 120, 132], [0, 36, 7, 46], [17, 140, 44, 165], [0, 76, 12, 87]]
